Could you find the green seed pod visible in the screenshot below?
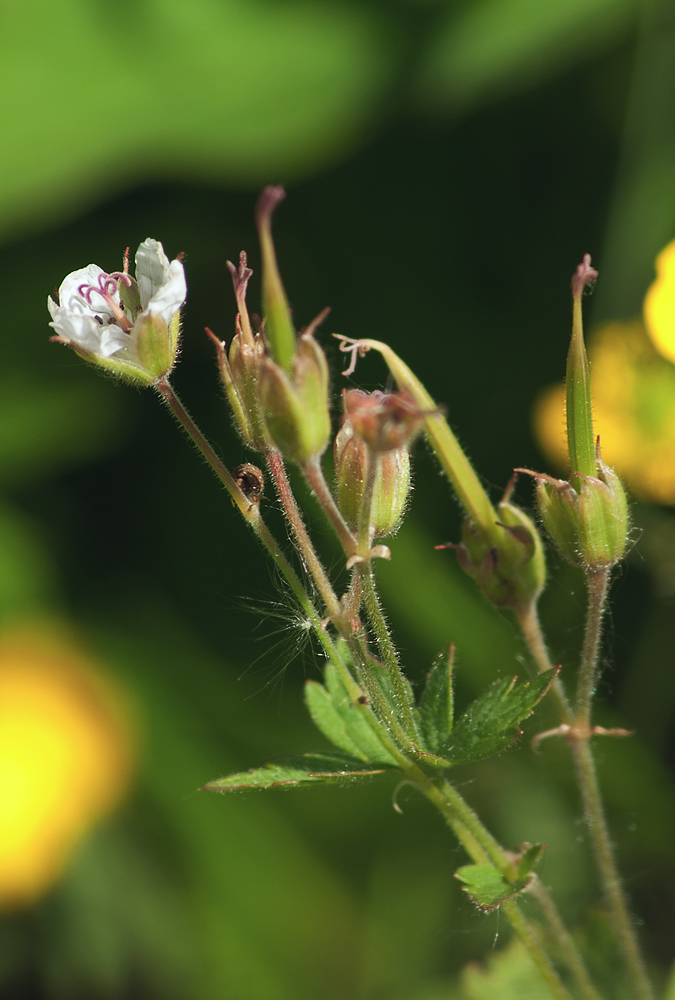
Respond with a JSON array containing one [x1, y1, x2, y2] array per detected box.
[[526, 256, 629, 570], [536, 453, 629, 569], [259, 333, 331, 464], [334, 421, 411, 537], [227, 332, 271, 451], [456, 495, 546, 611]]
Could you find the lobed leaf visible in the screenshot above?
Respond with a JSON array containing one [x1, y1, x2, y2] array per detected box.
[[440, 668, 558, 766], [203, 752, 397, 793], [416, 645, 455, 753], [306, 665, 399, 766], [454, 864, 532, 911]]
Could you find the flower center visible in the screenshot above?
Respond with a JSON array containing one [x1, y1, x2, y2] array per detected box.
[[78, 272, 134, 333]]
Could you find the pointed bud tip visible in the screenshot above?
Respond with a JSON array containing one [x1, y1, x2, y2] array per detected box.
[[572, 254, 598, 299], [256, 186, 286, 230]]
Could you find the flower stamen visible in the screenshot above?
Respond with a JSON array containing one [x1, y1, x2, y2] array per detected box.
[[77, 273, 133, 333], [333, 334, 371, 376]]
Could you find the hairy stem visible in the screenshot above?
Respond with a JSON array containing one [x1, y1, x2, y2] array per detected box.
[[266, 449, 343, 623], [516, 601, 573, 722], [302, 455, 357, 555], [416, 774, 584, 1000], [575, 568, 610, 730], [360, 568, 418, 742], [529, 880, 603, 1000], [570, 738, 653, 1000], [570, 567, 653, 1000], [154, 380, 413, 768]]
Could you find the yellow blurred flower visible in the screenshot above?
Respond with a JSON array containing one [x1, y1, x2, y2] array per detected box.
[[0, 626, 134, 909], [534, 321, 675, 505], [644, 238, 675, 364]]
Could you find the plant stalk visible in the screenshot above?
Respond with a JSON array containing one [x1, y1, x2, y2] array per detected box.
[[302, 455, 357, 555], [265, 448, 343, 623], [416, 773, 584, 1000]]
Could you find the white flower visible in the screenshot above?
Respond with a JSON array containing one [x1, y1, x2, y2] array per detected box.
[[49, 239, 186, 384]]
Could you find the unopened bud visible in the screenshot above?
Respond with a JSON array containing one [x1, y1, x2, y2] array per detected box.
[[256, 186, 296, 373], [454, 483, 546, 610], [520, 256, 629, 570], [334, 421, 411, 538], [534, 445, 628, 569], [343, 389, 424, 452], [260, 332, 331, 464]]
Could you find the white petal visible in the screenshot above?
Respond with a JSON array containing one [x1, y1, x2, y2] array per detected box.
[[145, 259, 187, 326], [98, 326, 136, 359], [49, 302, 106, 352], [57, 264, 106, 311], [136, 239, 171, 310]]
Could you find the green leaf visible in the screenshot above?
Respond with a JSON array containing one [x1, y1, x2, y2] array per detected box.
[[305, 665, 399, 766], [417, 645, 455, 753], [454, 864, 532, 911], [203, 753, 397, 793], [440, 668, 558, 766]]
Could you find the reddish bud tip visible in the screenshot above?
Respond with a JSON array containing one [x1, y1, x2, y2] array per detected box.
[[255, 185, 286, 230], [572, 254, 598, 300]]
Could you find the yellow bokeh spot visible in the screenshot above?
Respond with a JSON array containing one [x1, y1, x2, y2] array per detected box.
[[644, 238, 675, 364], [533, 321, 675, 505], [0, 626, 134, 909]]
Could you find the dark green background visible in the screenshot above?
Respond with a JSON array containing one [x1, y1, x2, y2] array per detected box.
[[1, 0, 674, 997]]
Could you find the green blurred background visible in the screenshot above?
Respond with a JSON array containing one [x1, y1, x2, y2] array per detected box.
[[1, 0, 675, 997]]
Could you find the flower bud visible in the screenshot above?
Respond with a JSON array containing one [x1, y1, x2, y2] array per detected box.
[[343, 389, 424, 452], [259, 332, 331, 464], [227, 333, 270, 450], [455, 488, 546, 610], [535, 448, 629, 569], [523, 256, 630, 570], [256, 186, 296, 373], [334, 421, 411, 538]]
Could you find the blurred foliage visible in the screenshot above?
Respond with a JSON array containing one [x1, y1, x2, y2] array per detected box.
[[1, 0, 675, 998]]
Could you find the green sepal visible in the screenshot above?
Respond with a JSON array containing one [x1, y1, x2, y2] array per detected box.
[[304, 665, 398, 766], [454, 864, 532, 911], [136, 312, 174, 379], [118, 276, 141, 317], [67, 343, 156, 387], [438, 668, 558, 766], [416, 646, 454, 753], [202, 752, 397, 792], [259, 335, 331, 464], [514, 842, 547, 879]]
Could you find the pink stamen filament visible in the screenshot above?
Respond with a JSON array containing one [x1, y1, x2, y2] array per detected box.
[[78, 274, 133, 333]]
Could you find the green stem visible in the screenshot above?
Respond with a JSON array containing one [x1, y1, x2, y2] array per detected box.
[[154, 380, 411, 769], [570, 739, 653, 1000], [360, 568, 419, 742], [516, 601, 573, 722], [529, 880, 604, 1000], [154, 381, 352, 693], [265, 449, 343, 623], [417, 775, 577, 1000], [339, 338, 499, 541], [575, 568, 610, 730], [518, 567, 653, 999], [570, 566, 653, 1000], [302, 455, 357, 555]]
